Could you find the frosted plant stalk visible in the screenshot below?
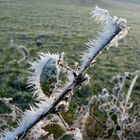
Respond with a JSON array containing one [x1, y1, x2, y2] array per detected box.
[[3, 6, 128, 140], [80, 6, 127, 74], [122, 72, 138, 121]]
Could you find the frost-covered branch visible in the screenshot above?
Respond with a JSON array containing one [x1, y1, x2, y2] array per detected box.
[[80, 6, 127, 74], [2, 6, 128, 140]]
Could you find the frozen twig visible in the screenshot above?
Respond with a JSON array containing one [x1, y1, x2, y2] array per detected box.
[[122, 72, 139, 119], [80, 6, 128, 74], [3, 7, 128, 140]]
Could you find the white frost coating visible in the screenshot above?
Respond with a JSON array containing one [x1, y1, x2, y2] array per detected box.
[[3, 132, 18, 140], [28, 52, 60, 98], [71, 128, 83, 140], [91, 6, 112, 24], [3, 7, 128, 140], [47, 134, 54, 140], [3, 97, 55, 140], [25, 120, 48, 139], [80, 6, 127, 73]]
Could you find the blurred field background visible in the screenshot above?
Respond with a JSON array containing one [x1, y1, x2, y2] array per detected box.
[[0, 0, 140, 137]]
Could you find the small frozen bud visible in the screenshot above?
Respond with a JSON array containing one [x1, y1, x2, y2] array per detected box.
[[111, 76, 120, 84], [119, 76, 123, 82], [56, 101, 69, 112], [117, 18, 127, 29], [96, 98, 102, 105], [121, 118, 129, 126], [99, 88, 109, 101], [124, 72, 131, 79], [74, 62, 80, 71], [71, 128, 83, 140], [106, 118, 114, 129], [82, 74, 90, 86], [127, 103, 133, 110], [101, 88, 109, 95], [117, 94, 124, 101], [99, 104, 108, 112], [112, 86, 121, 95], [109, 107, 117, 114], [47, 134, 54, 140], [107, 95, 113, 102], [60, 52, 65, 62]]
